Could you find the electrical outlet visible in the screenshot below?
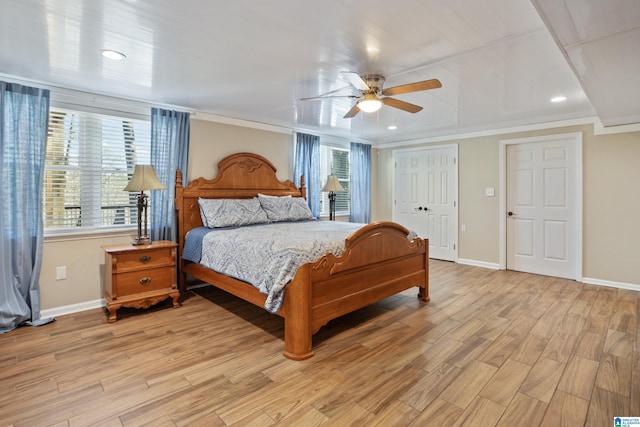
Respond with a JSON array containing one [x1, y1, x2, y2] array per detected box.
[[56, 266, 67, 280], [485, 187, 495, 197]]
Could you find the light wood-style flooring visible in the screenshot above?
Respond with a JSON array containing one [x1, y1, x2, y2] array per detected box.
[[1, 260, 638, 426]]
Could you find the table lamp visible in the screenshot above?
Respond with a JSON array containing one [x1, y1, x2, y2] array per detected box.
[[124, 164, 165, 245], [321, 175, 345, 221]]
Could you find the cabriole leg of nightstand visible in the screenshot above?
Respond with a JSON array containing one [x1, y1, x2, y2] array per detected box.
[[106, 302, 121, 323], [170, 290, 180, 308]]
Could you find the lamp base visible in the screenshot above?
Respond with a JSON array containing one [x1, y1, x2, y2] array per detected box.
[[328, 192, 336, 221], [131, 236, 151, 246]]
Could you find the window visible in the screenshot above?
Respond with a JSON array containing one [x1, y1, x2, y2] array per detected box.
[[43, 108, 151, 233], [319, 145, 350, 217]]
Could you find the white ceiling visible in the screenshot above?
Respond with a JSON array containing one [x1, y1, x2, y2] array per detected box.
[[0, 0, 637, 144]]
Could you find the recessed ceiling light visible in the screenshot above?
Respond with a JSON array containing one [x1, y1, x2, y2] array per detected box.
[[551, 96, 567, 103], [387, 125, 397, 130], [100, 49, 126, 61]]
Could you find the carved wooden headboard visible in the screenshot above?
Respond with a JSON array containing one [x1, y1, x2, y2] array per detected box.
[[174, 152, 306, 260]]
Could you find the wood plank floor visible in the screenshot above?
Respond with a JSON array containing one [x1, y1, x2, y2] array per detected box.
[[1, 260, 638, 426]]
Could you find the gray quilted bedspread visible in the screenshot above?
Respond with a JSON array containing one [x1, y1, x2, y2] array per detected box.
[[198, 221, 365, 313]]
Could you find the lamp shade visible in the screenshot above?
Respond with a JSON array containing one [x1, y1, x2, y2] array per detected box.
[[123, 165, 165, 191], [322, 175, 345, 192]]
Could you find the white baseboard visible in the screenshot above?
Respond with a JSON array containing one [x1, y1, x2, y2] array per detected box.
[[454, 260, 640, 292], [186, 282, 209, 290], [582, 277, 640, 292], [456, 258, 501, 270], [38, 274, 639, 319], [39, 285, 205, 319], [41, 298, 105, 319]]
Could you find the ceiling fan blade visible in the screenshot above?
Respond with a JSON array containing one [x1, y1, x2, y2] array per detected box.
[[382, 97, 423, 113], [343, 103, 361, 118], [300, 95, 359, 101], [299, 85, 357, 101], [339, 71, 370, 91], [382, 79, 442, 96]]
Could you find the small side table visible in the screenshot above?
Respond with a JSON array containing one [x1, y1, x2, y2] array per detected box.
[[102, 240, 180, 322]]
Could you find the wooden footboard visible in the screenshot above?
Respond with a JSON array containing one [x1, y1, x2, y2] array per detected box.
[[279, 221, 428, 360]]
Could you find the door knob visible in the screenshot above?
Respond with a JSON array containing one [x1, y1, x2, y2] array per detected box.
[[507, 211, 514, 216]]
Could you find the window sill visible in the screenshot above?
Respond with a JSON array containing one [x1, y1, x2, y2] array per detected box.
[[319, 213, 350, 221], [44, 227, 137, 243]]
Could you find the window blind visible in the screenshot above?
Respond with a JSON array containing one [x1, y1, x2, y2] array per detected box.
[[319, 145, 350, 216], [43, 108, 151, 232]]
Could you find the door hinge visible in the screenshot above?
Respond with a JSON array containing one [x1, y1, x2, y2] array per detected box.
[[454, 157, 457, 165], [453, 244, 456, 250], [454, 201, 457, 207]]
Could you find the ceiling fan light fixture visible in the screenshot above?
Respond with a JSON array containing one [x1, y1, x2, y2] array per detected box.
[[357, 94, 382, 113]]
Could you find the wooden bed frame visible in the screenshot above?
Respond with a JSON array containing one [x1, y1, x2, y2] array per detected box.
[[175, 152, 429, 360]]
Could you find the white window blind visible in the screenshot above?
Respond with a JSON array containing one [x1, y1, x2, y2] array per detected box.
[[319, 145, 350, 216], [43, 108, 151, 232]]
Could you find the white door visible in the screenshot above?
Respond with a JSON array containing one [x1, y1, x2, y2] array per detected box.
[[394, 146, 457, 261], [395, 150, 425, 240], [505, 135, 580, 279]]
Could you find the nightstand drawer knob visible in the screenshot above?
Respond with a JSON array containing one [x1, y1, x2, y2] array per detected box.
[[139, 255, 151, 263], [139, 277, 152, 285]]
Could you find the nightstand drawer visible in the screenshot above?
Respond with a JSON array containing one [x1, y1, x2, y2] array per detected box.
[[115, 267, 175, 295], [115, 247, 173, 272]]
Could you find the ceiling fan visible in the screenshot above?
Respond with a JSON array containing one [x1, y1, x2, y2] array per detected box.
[[300, 71, 442, 119]]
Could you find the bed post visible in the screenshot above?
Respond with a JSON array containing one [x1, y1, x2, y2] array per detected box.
[[299, 175, 307, 200], [419, 242, 430, 302], [175, 169, 187, 293], [281, 264, 314, 360]]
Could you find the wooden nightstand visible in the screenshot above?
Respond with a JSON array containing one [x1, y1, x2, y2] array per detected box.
[[103, 240, 180, 322]]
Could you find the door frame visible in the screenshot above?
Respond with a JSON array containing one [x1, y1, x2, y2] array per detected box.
[[392, 144, 459, 262], [498, 132, 583, 280]]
